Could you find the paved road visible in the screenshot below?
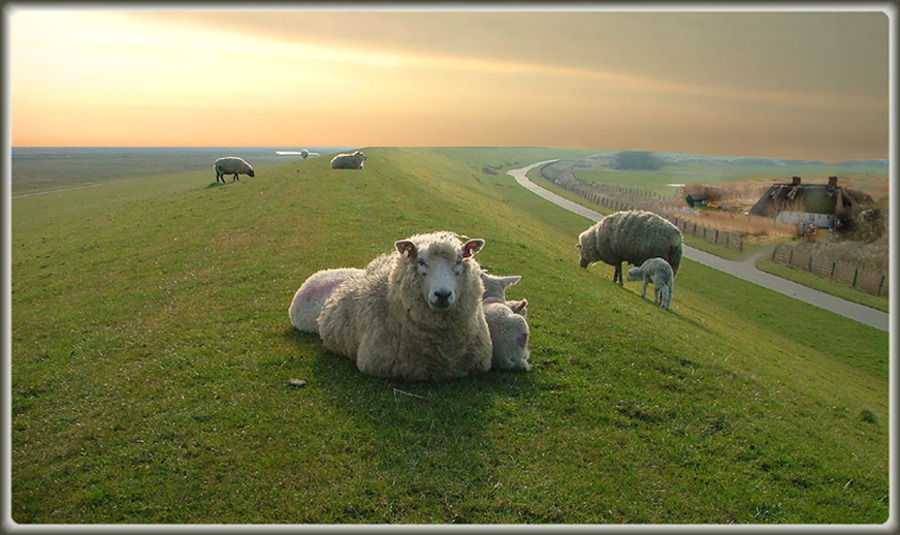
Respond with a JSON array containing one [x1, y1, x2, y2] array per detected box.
[[507, 160, 889, 332]]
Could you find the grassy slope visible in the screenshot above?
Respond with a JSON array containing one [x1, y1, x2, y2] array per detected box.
[[10, 148, 889, 524]]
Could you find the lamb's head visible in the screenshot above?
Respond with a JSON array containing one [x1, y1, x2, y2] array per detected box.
[[355, 151, 367, 161], [626, 266, 642, 282], [481, 272, 522, 300], [247, 169, 256, 177], [395, 232, 485, 311]]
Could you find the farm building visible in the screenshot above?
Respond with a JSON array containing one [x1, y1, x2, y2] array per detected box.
[[749, 176, 860, 230], [685, 194, 708, 207]]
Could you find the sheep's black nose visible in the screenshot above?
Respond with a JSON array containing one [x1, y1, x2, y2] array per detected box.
[[432, 290, 452, 308]]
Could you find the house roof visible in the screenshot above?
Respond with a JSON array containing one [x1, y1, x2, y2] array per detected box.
[[749, 182, 858, 217]]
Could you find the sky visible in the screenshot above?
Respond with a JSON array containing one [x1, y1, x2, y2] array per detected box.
[[6, 6, 892, 161]]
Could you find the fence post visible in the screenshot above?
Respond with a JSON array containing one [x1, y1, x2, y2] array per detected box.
[[808, 254, 814, 272], [877, 275, 885, 296], [852, 267, 859, 288], [830, 262, 836, 280], [789, 249, 794, 266]]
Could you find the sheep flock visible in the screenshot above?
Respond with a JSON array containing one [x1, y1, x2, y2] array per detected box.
[[289, 211, 682, 382]]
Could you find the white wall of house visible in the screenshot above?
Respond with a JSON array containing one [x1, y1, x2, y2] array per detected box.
[[775, 211, 835, 229]]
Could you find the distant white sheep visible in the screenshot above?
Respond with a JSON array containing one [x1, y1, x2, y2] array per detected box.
[[577, 210, 683, 285], [317, 231, 492, 381], [627, 257, 674, 310], [289, 268, 364, 333], [481, 272, 531, 371], [214, 156, 255, 183], [330, 151, 367, 170]]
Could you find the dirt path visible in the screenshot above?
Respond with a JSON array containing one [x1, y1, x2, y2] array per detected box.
[[508, 160, 889, 332]]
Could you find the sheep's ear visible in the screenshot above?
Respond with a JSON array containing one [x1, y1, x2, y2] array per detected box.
[[501, 275, 522, 288], [576, 243, 582, 251], [461, 239, 485, 258], [395, 240, 417, 260], [512, 299, 528, 315]]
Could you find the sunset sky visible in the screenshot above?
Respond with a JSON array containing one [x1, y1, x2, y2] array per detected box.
[[6, 6, 892, 161]]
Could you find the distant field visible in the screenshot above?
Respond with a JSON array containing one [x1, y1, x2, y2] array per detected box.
[[10, 147, 348, 195], [10, 147, 889, 524], [571, 159, 889, 208]]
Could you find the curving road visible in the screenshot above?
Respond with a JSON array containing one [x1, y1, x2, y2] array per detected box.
[[507, 160, 889, 332]]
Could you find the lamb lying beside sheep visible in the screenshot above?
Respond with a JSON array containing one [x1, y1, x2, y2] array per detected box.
[[627, 257, 674, 310], [214, 156, 255, 183], [288, 268, 364, 333], [330, 151, 367, 169], [316, 231, 492, 381], [481, 272, 531, 371], [577, 210, 682, 285]]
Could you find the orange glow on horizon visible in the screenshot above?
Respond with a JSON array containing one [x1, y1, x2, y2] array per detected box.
[[8, 9, 890, 161]]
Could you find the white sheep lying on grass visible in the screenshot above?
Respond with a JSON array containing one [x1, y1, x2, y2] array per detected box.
[[289, 268, 364, 333], [317, 231, 492, 381], [484, 297, 531, 371], [330, 151, 367, 169], [626, 257, 674, 310], [214, 156, 255, 183], [481, 272, 531, 371], [577, 210, 682, 285]]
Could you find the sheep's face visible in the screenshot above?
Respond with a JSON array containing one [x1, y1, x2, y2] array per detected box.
[[248, 169, 256, 177], [626, 267, 642, 282], [576, 230, 593, 268], [396, 237, 484, 311], [576, 242, 590, 268]]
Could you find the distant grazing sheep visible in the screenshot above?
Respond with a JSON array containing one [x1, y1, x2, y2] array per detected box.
[[481, 271, 531, 371], [317, 231, 492, 381], [289, 268, 364, 333], [577, 210, 682, 285], [627, 257, 674, 310], [300, 149, 310, 159], [330, 151, 367, 169], [214, 156, 255, 183]]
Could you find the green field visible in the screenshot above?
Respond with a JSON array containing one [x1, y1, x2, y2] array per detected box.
[[10, 148, 890, 524]]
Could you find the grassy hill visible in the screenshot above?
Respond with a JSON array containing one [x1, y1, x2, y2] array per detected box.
[[10, 147, 889, 524]]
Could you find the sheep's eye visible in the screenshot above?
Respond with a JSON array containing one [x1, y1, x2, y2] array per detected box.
[[417, 260, 427, 268]]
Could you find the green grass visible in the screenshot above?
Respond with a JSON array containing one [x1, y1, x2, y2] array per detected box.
[[10, 148, 889, 524], [756, 258, 890, 314]]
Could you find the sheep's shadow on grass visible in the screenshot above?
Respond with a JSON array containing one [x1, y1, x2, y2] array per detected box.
[[283, 326, 538, 502]]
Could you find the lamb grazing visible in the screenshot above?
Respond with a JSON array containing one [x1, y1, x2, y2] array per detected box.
[[480, 271, 531, 371], [289, 268, 365, 333], [214, 156, 255, 183], [577, 210, 682, 285], [330, 151, 367, 170], [317, 231, 492, 381], [627, 257, 674, 310]]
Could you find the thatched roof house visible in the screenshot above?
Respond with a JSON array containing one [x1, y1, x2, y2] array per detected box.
[[749, 177, 860, 228]]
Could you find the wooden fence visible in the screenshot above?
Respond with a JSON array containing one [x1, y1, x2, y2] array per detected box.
[[540, 162, 743, 251], [771, 244, 889, 297]]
